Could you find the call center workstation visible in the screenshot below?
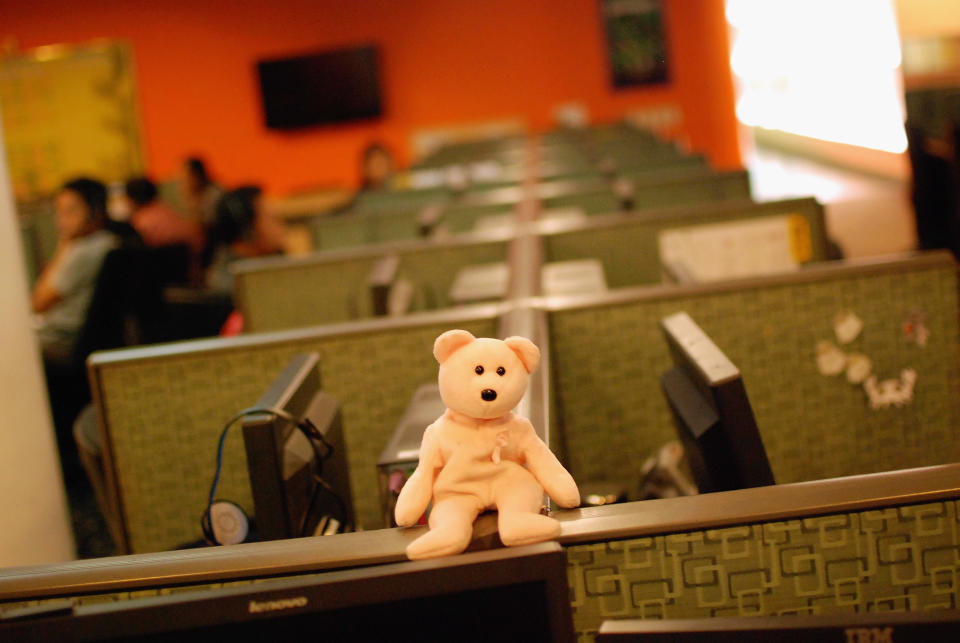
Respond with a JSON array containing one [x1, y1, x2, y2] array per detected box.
[[3, 1, 960, 641]]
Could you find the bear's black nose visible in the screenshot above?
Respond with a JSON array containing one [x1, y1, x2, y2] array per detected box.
[[481, 389, 497, 401]]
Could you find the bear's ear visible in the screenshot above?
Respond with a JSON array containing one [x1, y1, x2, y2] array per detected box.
[[504, 336, 540, 374], [434, 329, 476, 364]]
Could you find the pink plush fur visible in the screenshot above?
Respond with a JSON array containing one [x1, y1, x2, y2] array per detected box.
[[395, 330, 580, 560]]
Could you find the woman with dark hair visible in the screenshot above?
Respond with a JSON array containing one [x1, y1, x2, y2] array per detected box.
[[360, 142, 395, 191], [33, 177, 119, 362], [178, 156, 223, 227], [205, 185, 286, 292]]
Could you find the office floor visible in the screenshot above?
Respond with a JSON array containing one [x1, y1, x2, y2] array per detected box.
[[747, 147, 917, 258]]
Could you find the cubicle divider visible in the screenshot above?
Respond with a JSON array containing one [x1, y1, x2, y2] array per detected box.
[[350, 185, 451, 216], [233, 229, 514, 333], [243, 197, 829, 334], [308, 208, 423, 251], [539, 168, 752, 214], [541, 251, 960, 494], [87, 304, 508, 553], [3, 463, 957, 643], [558, 463, 960, 639], [541, 197, 828, 287]]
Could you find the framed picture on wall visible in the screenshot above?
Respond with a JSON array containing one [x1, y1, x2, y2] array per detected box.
[[602, 0, 669, 88]]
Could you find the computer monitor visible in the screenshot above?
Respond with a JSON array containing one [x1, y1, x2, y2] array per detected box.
[[0, 543, 574, 643], [659, 312, 775, 493], [377, 383, 447, 526], [242, 353, 353, 540]]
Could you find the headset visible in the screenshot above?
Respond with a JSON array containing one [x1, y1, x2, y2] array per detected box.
[[201, 405, 347, 545]]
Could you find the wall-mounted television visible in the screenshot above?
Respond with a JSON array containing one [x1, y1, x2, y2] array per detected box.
[[256, 45, 383, 130]]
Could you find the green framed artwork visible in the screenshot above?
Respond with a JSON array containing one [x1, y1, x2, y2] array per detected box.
[[602, 0, 669, 88]]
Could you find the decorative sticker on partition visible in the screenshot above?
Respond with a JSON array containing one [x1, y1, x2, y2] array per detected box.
[[814, 310, 920, 410], [863, 369, 917, 410], [833, 310, 863, 345], [902, 310, 930, 347]]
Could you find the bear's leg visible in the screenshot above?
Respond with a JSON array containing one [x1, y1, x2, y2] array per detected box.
[[494, 475, 561, 547], [405, 495, 482, 560]]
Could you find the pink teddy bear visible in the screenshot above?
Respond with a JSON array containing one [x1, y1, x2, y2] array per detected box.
[[395, 330, 580, 560]]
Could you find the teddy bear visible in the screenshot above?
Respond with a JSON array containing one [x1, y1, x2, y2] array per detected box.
[[394, 329, 580, 560]]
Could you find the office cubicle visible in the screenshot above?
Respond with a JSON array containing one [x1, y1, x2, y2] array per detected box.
[[541, 251, 960, 493], [87, 304, 508, 553], [233, 229, 514, 333], [540, 197, 829, 287]]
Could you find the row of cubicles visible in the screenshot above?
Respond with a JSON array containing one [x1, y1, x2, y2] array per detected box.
[[2, 126, 959, 641]]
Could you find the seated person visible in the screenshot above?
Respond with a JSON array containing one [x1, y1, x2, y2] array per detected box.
[[33, 178, 119, 363], [360, 142, 395, 191], [205, 185, 286, 293], [125, 176, 204, 254], [178, 156, 223, 228]]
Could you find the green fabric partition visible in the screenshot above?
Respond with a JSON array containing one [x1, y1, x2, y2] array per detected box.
[[395, 240, 509, 310], [541, 170, 751, 215], [543, 197, 827, 288], [310, 210, 425, 251], [235, 237, 511, 333], [546, 254, 960, 489], [567, 499, 960, 640], [236, 254, 379, 331], [90, 313, 501, 552], [351, 187, 450, 215], [444, 202, 518, 234]]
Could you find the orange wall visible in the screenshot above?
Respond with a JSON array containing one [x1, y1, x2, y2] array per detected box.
[[2, 0, 740, 194]]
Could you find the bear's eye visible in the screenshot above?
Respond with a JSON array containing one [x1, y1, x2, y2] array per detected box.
[[475, 365, 484, 375], [496, 366, 506, 376]]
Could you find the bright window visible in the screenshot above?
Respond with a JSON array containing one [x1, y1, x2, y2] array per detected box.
[[727, 0, 907, 153]]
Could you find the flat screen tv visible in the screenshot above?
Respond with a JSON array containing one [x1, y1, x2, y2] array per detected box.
[[256, 45, 382, 130]]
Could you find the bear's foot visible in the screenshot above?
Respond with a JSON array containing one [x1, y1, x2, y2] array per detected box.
[[498, 511, 561, 547], [405, 524, 473, 560]]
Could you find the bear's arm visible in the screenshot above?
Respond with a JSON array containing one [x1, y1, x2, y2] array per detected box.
[[394, 420, 444, 527], [516, 418, 580, 509]]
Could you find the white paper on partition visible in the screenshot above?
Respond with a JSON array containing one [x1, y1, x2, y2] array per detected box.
[[658, 215, 802, 283]]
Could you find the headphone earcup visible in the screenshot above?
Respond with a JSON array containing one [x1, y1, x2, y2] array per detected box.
[[202, 500, 250, 545]]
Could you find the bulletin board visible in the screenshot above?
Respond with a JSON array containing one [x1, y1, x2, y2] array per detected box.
[[0, 41, 144, 203]]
